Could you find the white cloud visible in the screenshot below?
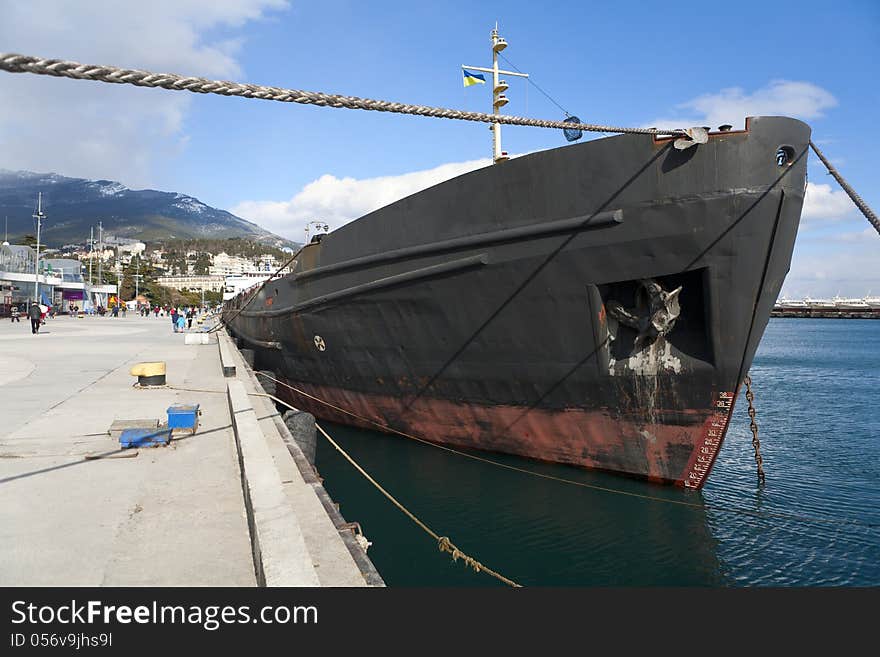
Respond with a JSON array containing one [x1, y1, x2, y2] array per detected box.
[[802, 182, 854, 222], [646, 80, 837, 131], [0, 0, 288, 188], [783, 239, 880, 297], [829, 228, 876, 243], [232, 157, 492, 239]]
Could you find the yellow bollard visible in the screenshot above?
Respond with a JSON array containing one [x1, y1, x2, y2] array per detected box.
[[130, 361, 166, 387]]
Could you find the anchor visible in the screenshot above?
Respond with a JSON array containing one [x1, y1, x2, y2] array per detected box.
[[607, 278, 683, 345]]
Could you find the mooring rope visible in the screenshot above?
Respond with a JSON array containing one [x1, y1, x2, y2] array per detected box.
[[809, 140, 880, 235], [3, 53, 877, 232], [0, 52, 683, 137], [5, 52, 876, 237], [162, 383, 520, 586], [250, 372, 879, 530], [313, 422, 521, 587]]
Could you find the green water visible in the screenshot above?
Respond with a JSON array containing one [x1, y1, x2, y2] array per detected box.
[[314, 319, 880, 586]]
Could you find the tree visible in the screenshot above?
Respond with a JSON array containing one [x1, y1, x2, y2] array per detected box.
[[193, 253, 211, 275], [119, 255, 157, 301], [21, 234, 38, 248]]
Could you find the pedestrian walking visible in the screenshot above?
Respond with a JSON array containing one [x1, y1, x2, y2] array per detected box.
[[187, 308, 193, 330], [170, 307, 178, 330], [176, 313, 186, 333], [28, 302, 41, 334], [10, 305, 20, 323]]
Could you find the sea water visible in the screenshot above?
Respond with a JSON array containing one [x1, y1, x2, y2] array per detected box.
[[315, 319, 879, 586]]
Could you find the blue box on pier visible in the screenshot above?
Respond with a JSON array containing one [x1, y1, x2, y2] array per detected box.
[[119, 427, 172, 448], [167, 404, 200, 434]]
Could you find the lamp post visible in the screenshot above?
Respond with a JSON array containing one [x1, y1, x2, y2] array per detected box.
[[88, 226, 94, 285], [32, 192, 45, 304], [132, 256, 143, 300]]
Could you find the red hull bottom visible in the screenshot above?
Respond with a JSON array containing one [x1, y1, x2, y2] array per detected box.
[[277, 381, 738, 489]]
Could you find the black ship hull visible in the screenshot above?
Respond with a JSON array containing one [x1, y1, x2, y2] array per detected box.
[[225, 116, 810, 488]]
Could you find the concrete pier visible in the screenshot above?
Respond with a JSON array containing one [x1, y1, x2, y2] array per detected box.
[[0, 313, 380, 586]]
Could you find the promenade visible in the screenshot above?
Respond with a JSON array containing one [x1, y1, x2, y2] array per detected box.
[[0, 313, 256, 586]]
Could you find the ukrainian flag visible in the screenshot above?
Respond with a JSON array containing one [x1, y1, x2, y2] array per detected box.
[[462, 69, 486, 87]]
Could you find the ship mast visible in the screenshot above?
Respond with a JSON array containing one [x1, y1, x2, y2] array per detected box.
[[463, 24, 529, 164]]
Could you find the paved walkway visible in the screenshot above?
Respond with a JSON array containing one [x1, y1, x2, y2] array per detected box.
[[0, 314, 256, 586]]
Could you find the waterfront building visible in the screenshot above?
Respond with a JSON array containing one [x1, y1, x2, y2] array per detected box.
[[156, 274, 225, 293], [0, 244, 61, 311], [209, 252, 251, 276], [42, 258, 86, 313]]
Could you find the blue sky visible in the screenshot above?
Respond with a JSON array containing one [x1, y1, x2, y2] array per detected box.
[[0, 0, 877, 295]]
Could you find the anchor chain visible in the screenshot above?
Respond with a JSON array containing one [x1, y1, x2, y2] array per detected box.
[[743, 375, 766, 485]]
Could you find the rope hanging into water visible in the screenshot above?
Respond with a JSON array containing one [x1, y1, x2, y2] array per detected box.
[[0, 52, 682, 137], [313, 422, 521, 587], [809, 141, 880, 235], [249, 372, 878, 530]]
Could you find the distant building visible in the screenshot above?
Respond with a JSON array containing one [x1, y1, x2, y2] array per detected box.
[[209, 252, 251, 276], [256, 253, 274, 271], [118, 241, 146, 256], [0, 245, 115, 312], [0, 244, 59, 307], [78, 248, 115, 262], [43, 258, 87, 313], [156, 274, 225, 293]]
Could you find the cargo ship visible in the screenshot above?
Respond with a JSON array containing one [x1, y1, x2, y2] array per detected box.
[[224, 29, 810, 489]]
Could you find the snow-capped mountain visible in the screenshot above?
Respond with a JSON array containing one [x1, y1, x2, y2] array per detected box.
[[0, 170, 294, 248]]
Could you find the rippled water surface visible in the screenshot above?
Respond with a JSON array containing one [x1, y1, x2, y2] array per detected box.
[[315, 319, 879, 586]]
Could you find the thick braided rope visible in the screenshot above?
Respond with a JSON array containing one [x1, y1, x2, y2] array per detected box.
[[809, 141, 880, 236], [0, 52, 681, 137]]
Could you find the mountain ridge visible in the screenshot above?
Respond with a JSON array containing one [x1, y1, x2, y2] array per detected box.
[[0, 169, 295, 249]]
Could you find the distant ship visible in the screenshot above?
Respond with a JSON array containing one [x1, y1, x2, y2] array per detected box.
[[223, 272, 273, 302], [865, 295, 880, 310], [775, 297, 808, 310], [224, 29, 810, 489], [805, 296, 837, 310], [832, 295, 870, 311]]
